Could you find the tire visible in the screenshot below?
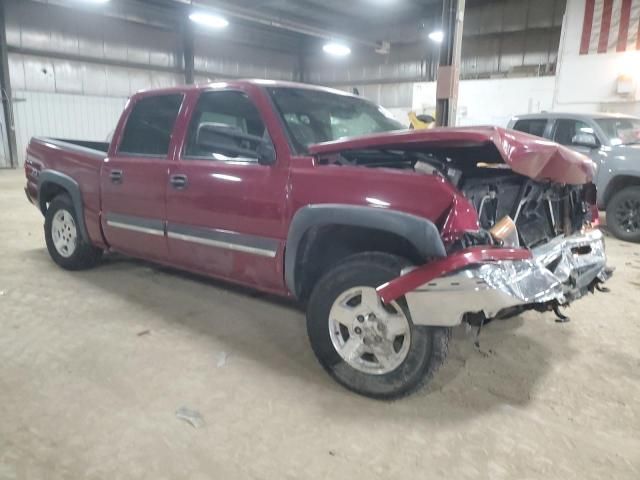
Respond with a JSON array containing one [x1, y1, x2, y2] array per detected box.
[[306, 252, 450, 400], [44, 194, 102, 270], [606, 186, 640, 243]]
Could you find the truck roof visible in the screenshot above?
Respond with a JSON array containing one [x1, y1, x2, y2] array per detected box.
[[511, 112, 640, 121], [132, 79, 357, 99]]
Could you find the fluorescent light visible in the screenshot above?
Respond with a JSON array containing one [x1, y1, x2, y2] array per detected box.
[[189, 12, 229, 29], [323, 42, 351, 57], [73, 0, 110, 3], [428, 30, 444, 43]]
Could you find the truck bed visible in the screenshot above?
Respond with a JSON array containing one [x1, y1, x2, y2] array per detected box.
[[49, 138, 110, 153], [24, 137, 107, 247]]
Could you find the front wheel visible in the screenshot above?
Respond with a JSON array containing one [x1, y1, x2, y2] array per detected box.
[[606, 186, 640, 243], [306, 252, 450, 399]]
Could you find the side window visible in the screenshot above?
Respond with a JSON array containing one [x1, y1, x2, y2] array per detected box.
[[118, 94, 183, 156], [552, 119, 593, 146], [512, 119, 547, 137], [184, 91, 268, 162]]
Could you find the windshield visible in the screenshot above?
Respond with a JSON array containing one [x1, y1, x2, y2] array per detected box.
[[267, 87, 403, 152], [595, 117, 640, 145]]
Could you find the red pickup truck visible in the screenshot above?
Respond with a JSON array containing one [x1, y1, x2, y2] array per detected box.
[[24, 80, 611, 399]]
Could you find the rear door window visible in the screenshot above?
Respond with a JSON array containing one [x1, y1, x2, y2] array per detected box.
[[512, 119, 548, 137], [118, 94, 183, 156]]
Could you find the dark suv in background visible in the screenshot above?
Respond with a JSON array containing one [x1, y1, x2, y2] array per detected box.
[[508, 113, 640, 242]]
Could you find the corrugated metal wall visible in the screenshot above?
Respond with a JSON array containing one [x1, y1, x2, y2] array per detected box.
[[462, 0, 564, 77], [0, 102, 9, 168], [2, 0, 569, 166], [8, 53, 184, 98], [3, 0, 299, 166], [335, 83, 414, 110], [12, 91, 128, 165], [306, 0, 565, 90], [5, 1, 184, 95], [194, 37, 297, 82]]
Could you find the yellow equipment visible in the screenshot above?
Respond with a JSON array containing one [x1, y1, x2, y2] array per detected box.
[[408, 112, 436, 130]]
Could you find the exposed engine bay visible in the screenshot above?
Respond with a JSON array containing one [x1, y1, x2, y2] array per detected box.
[[319, 148, 594, 249], [460, 172, 591, 249]]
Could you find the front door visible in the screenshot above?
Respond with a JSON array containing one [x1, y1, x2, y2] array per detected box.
[[100, 93, 184, 262], [165, 89, 289, 292], [551, 118, 599, 155]]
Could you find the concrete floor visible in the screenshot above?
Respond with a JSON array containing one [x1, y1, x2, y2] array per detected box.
[[1, 168, 639, 479]]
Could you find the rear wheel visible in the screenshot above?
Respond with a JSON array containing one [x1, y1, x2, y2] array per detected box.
[[44, 194, 102, 270], [306, 252, 450, 399], [606, 186, 640, 243]]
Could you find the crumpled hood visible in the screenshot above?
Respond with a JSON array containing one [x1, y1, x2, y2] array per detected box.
[[308, 126, 596, 185]]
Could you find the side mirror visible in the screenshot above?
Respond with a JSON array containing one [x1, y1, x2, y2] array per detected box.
[[196, 123, 276, 165], [572, 132, 598, 149], [257, 141, 276, 166]]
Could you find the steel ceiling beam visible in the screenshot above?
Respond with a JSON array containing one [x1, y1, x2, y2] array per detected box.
[[191, 1, 380, 47]]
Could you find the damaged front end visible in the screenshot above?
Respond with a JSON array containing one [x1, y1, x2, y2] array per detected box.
[[310, 126, 612, 326], [377, 229, 611, 327]]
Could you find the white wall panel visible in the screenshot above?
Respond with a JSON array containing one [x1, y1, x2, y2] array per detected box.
[[413, 77, 556, 127], [334, 82, 413, 109], [105, 67, 134, 97], [8, 53, 182, 98], [6, 0, 181, 70], [8, 54, 26, 90], [23, 57, 55, 92], [150, 72, 184, 90], [52, 60, 83, 94], [12, 91, 128, 166], [82, 64, 109, 97], [554, 0, 640, 114], [128, 70, 153, 94], [76, 15, 106, 58]]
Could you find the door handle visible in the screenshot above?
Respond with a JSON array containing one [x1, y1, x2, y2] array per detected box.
[[109, 169, 123, 184], [170, 174, 188, 190]]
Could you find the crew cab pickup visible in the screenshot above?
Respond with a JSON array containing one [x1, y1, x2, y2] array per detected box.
[[508, 112, 640, 243], [25, 80, 611, 399]]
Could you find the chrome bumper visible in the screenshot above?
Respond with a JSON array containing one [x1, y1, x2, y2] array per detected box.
[[405, 229, 611, 327]]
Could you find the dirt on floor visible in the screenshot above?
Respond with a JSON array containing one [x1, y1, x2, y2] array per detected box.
[[0, 168, 639, 480]]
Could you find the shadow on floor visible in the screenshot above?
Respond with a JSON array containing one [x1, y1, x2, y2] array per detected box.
[[22, 247, 574, 420]]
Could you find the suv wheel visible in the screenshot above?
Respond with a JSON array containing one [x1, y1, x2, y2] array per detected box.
[[606, 186, 640, 243], [306, 252, 450, 399], [44, 194, 102, 270]]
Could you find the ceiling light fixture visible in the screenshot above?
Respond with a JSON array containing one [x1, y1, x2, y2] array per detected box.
[[428, 30, 444, 43], [323, 42, 351, 57], [75, 0, 110, 3], [189, 12, 230, 29]]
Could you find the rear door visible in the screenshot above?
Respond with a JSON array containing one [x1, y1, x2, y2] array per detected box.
[[165, 88, 289, 292], [100, 93, 184, 262]]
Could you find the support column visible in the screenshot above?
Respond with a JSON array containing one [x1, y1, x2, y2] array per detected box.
[[296, 51, 306, 83], [0, 0, 18, 168], [435, 0, 465, 127], [182, 16, 195, 84]]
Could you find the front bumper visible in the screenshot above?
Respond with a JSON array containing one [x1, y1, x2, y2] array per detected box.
[[377, 229, 611, 327]]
